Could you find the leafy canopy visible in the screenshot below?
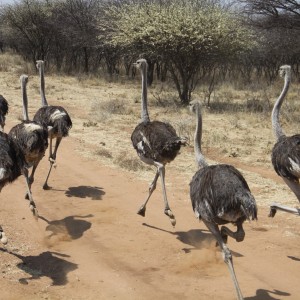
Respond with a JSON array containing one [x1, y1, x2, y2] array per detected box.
[[106, 1, 255, 62]]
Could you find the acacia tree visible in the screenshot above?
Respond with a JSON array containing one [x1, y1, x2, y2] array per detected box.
[[103, 0, 255, 104]]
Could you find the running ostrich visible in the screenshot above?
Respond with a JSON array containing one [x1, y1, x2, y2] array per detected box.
[[0, 130, 30, 244], [269, 65, 300, 217], [131, 58, 187, 226], [9, 75, 48, 216], [33, 60, 72, 190], [0, 94, 8, 131], [189, 100, 257, 300]]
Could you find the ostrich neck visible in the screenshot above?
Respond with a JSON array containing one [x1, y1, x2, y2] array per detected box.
[[140, 67, 150, 123], [21, 81, 29, 121], [39, 66, 48, 106], [272, 75, 290, 139], [194, 104, 208, 168]]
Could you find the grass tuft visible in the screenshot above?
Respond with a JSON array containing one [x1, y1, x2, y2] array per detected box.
[[114, 151, 151, 172]]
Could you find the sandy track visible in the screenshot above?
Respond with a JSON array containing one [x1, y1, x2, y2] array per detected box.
[[0, 135, 299, 300]]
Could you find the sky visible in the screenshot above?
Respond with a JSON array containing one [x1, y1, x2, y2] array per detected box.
[[0, 0, 16, 5]]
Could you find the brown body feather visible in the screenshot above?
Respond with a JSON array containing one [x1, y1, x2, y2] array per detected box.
[[131, 120, 186, 165], [190, 164, 257, 225]]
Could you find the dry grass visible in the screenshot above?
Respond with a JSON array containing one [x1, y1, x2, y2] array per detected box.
[[113, 151, 152, 172], [1, 52, 300, 207], [94, 148, 113, 159]]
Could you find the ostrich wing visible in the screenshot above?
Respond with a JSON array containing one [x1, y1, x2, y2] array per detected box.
[[33, 106, 72, 137], [190, 164, 257, 224], [131, 120, 185, 164], [272, 134, 300, 181]]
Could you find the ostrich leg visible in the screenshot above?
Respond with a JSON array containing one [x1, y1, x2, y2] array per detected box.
[[269, 178, 300, 217], [203, 220, 244, 300], [220, 222, 245, 243], [22, 168, 38, 217], [0, 225, 8, 244], [50, 136, 62, 162], [269, 203, 300, 217], [137, 170, 159, 217], [156, 162, 176, 227], [43, 136, 62, 190], [25, 161, 40, 200], [43, 162, 53, 190]]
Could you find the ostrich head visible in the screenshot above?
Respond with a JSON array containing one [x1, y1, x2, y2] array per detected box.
[[20, 74, 28, 85], [189, 99, 201, 114], [279, 65, 291, 79], [36, 60, 44, 70], [133, 58, 148, 72]]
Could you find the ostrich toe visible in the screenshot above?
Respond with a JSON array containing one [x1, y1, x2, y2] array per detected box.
[[43, 183, 51, 190], [269, 206, 277, 218], [165, 209, 176, 227], [170, 217, 176, 227], [0, 232, 8, 245], [137, 206, 146, 217], [29, 205, 39, 218]]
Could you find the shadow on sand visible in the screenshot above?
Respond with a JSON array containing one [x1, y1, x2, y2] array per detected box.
[[0, 248, 77, 286], [287, 255, 300, 262], [245, 289, 290, 300], [39, 214, 93, 240], [142, 223, 242, 257], [65, 186, 105, 200]]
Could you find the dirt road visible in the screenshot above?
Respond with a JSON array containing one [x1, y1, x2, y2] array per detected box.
[[0, 136, 300, 300]]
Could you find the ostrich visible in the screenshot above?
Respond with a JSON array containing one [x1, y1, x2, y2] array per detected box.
[[0, 131, 28, 244], [131, 58, 186, 226], [269, 65, 300, 217], [0, 94, 8, 131], [189, 100, 257, 300], [33, 60, 72, 190], [8, 75, 48, 216]]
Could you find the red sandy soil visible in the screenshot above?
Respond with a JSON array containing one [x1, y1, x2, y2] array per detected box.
[[0, 136, 300, 300]]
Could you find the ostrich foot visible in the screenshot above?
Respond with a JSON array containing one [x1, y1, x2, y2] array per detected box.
[[269, 206, 277, 218], [137, 206, 146, 217], [43, 183, 51, 190], [164, 209, 176, 227], [29, 204, 39, 219], [0, 232, 8, 245]]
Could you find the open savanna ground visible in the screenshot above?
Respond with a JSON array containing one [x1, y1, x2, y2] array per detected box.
[[0, 53, 299, 300]]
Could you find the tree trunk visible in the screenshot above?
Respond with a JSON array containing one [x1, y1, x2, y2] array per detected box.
[[83, 47, 89, 73]]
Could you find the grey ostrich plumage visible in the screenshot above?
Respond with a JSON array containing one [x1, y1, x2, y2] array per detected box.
[[269, 65, 300, 217], [131, 58, 186, 226], [33, 60, 72, 190], [131, 120, 184, 165], [0, 94, 8, 131], [0, 130, 33, 245], [33, 105, 72, 138], [189, 100, 257, 300], [0, 131, 24, 187], [8, 74, 48, 217], [190, 164, 257, 225]]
